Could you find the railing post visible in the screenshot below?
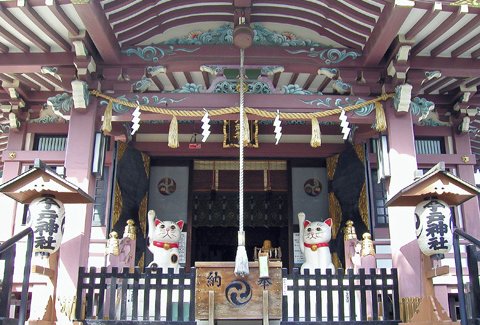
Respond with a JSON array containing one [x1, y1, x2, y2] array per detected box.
[[0, 246, 15, 318], [18, 230, 34, 325], [466, 245, 480, 322], [453, 230, 468, 325]]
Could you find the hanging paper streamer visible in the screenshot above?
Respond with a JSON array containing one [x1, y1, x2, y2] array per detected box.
[[168, 116, 179, 148], [101, 100, 113, 134], [242, 111, 250, 146], [201, 110, 211, 142], [310, 117, 321, 148], [131, 104, 141, 135], [273, 110, 282, 145], [339, 108, 351, 140]]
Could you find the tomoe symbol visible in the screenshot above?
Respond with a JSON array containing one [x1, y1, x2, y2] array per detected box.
[[225, 279, 252, 306]]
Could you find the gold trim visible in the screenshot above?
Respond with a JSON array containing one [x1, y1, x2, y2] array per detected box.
[[138, 194, 148, 237], [117, 141, 127, 161], [111, 181, 122, 230], [326, 154, 342, 240]]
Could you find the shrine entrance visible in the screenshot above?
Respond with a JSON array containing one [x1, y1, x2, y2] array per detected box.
[[191, 191, 289, 266], [190, 160, 289, 266]]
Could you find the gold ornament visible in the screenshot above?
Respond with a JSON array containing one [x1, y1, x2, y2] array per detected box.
[[106, 231, 120, 256], [124, 219, 136, 240], [361, 233, 375, 257], [344, 220, 357, 241]]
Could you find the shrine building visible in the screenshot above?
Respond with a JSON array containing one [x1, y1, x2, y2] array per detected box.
[[0, 1, 479, 324]]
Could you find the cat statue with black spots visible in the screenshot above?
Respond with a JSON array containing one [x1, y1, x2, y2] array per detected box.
[[298, 212, 335, 274], [147, 209, 184, 273]]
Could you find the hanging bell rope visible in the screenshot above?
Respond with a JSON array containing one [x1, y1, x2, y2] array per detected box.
[[234, 48, 249, 277]]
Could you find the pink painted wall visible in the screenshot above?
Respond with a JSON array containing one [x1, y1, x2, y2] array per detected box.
[[0, 124, 27, 240]]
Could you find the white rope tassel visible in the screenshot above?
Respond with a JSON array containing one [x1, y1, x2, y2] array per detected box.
[[310, 117, 321, 148], [168, 116, 179, 148], [235, 48, 249, 277]]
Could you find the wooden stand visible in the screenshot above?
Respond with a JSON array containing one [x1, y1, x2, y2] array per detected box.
[[195, 261, 282, 325], [402, 255, 458, 324], [26, 252, 59, 325]]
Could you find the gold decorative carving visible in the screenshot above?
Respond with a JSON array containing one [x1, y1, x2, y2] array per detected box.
[[359, 182, 370, 231], [326, 154, 341, 239], [111, 181, 122, 230], [117, 141, 127, 161], [8, 151, 16, 159], [354, 144, 370, 231], [223, 119, 259, 148], [138, 194, 148, 239]]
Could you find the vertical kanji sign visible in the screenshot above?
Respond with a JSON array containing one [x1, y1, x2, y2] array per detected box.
[[414, 198, 453, 258], [29, 195, 66, 257]]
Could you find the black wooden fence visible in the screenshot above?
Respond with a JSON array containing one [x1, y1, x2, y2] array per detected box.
[[281, 268, 401, 325], [75, 267, 196, 324], [76, 266, 401, 324]]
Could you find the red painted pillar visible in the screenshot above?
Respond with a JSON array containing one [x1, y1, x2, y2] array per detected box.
[[55, 98, 98, 323], [453, 132, 480, 238], [385, 105, 423, 298], [0, 124, 26, 240]]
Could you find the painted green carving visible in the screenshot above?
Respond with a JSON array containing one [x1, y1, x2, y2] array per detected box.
[[172, 83, 204, 93], [161, 24, 322, 47], [286, 48, 361, 64], [282, 84, 318, 95], [133, 77, 154, 92], [47, 93, 73, 114], [123, 45, 200, 62], [303, 97, 374, 116], [410, 97, 433, 117], [213, 80, 272, 94]]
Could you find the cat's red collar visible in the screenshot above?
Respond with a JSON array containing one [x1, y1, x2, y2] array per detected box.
[[152, 241, 178, 250], [304, 242, 329, 251]]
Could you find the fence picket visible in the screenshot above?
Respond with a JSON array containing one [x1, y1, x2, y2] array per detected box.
[[108, 267, 118, 320], [97, 267, 107, 319], [120, 268, 129, 320], [143, 268, 151, 320], [371, 268, 379, 320], [347, 268, 356, 321]]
